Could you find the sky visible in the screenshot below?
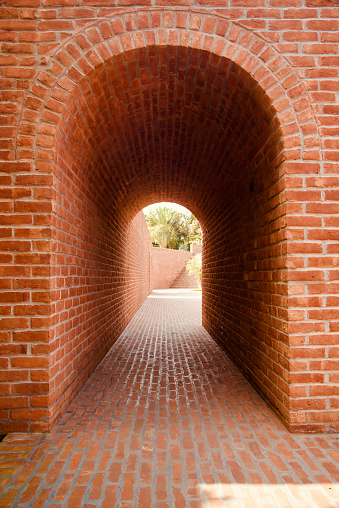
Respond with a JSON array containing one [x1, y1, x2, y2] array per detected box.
[[143, 202, 190, 215]]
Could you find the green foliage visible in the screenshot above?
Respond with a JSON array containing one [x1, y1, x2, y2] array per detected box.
[[144, 206, 202, 250], [180, 213, 202, 248], [186, 255, 202, 287]]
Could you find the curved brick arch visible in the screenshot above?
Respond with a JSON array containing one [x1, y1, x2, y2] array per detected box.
[[4, 8, 333, 435], [16, 8, 320, 167]]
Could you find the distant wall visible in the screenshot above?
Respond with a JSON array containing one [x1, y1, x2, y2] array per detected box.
[[190, 244, 202, 255], [151, 248, 193, 289]]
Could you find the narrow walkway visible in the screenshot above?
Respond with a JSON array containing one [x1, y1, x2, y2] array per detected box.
[[1, 289, 339, 508]]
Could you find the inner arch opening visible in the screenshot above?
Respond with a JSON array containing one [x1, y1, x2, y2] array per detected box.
[[50, 44, 287, 427], [143, 201, 202, 289]]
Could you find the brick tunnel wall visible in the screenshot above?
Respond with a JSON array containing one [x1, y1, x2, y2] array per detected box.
[[1, 205, 153, 432], [203, 136, 288, 423], [0, 3, 339, 433], [49, 206, 153, 431]]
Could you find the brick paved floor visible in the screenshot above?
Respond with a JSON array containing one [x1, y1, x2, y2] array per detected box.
[[1, 289, 339, 508]]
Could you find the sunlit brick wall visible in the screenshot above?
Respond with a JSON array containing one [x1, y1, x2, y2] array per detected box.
[[1, 2, 339, 433], [151, 248, 193, 289]]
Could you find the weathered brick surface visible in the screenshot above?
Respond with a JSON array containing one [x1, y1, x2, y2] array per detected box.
[[0, 290, 339, 507], [0, 2, 339, 432]]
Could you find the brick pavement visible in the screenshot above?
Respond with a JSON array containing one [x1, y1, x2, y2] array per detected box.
[[0, 289, 339, 508]]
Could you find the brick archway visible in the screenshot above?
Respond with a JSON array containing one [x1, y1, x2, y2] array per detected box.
[[17, 9, 318, 163], [3, 9, 331, 434]]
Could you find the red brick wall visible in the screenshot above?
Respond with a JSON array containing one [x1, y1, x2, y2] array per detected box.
[[1, 206, 153, 432], [151, 248, 193, 289], [0, 3, 339, 433], [203, 125, 287, 426]]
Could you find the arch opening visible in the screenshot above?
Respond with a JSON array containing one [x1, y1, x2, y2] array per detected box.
[[143, 201, 202, 251], [143, 201, 203, 289], [48, 44, 287, 427]]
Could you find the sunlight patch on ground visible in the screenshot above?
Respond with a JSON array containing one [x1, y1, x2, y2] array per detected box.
[[149, 289, 202, 299], [199, 482, 339, 508]]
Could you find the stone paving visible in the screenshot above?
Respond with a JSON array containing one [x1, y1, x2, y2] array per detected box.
[[0, 289, 339, 508]]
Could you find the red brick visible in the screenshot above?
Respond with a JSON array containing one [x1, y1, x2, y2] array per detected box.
[[0, 4, 338, 435]]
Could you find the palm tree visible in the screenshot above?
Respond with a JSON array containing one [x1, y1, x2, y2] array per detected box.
[[145, 206, 183, 249], [180, 212, 202, 248]]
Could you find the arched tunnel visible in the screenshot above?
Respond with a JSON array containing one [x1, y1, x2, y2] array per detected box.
[[48, 43, 288, 428]]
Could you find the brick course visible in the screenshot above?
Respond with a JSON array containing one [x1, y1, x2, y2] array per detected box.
[[0, 2, 339, 432]]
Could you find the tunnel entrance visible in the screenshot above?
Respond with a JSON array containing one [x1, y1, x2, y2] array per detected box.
[[9, 9, 326, 434], [48, 42, 287, 430]]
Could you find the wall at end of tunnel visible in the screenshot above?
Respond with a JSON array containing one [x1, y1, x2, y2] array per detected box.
[[151, 248, 197, 289], [190, 245, 202, 256]]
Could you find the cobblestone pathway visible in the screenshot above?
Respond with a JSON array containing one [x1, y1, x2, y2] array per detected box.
[[0, 289, 339, 508]]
